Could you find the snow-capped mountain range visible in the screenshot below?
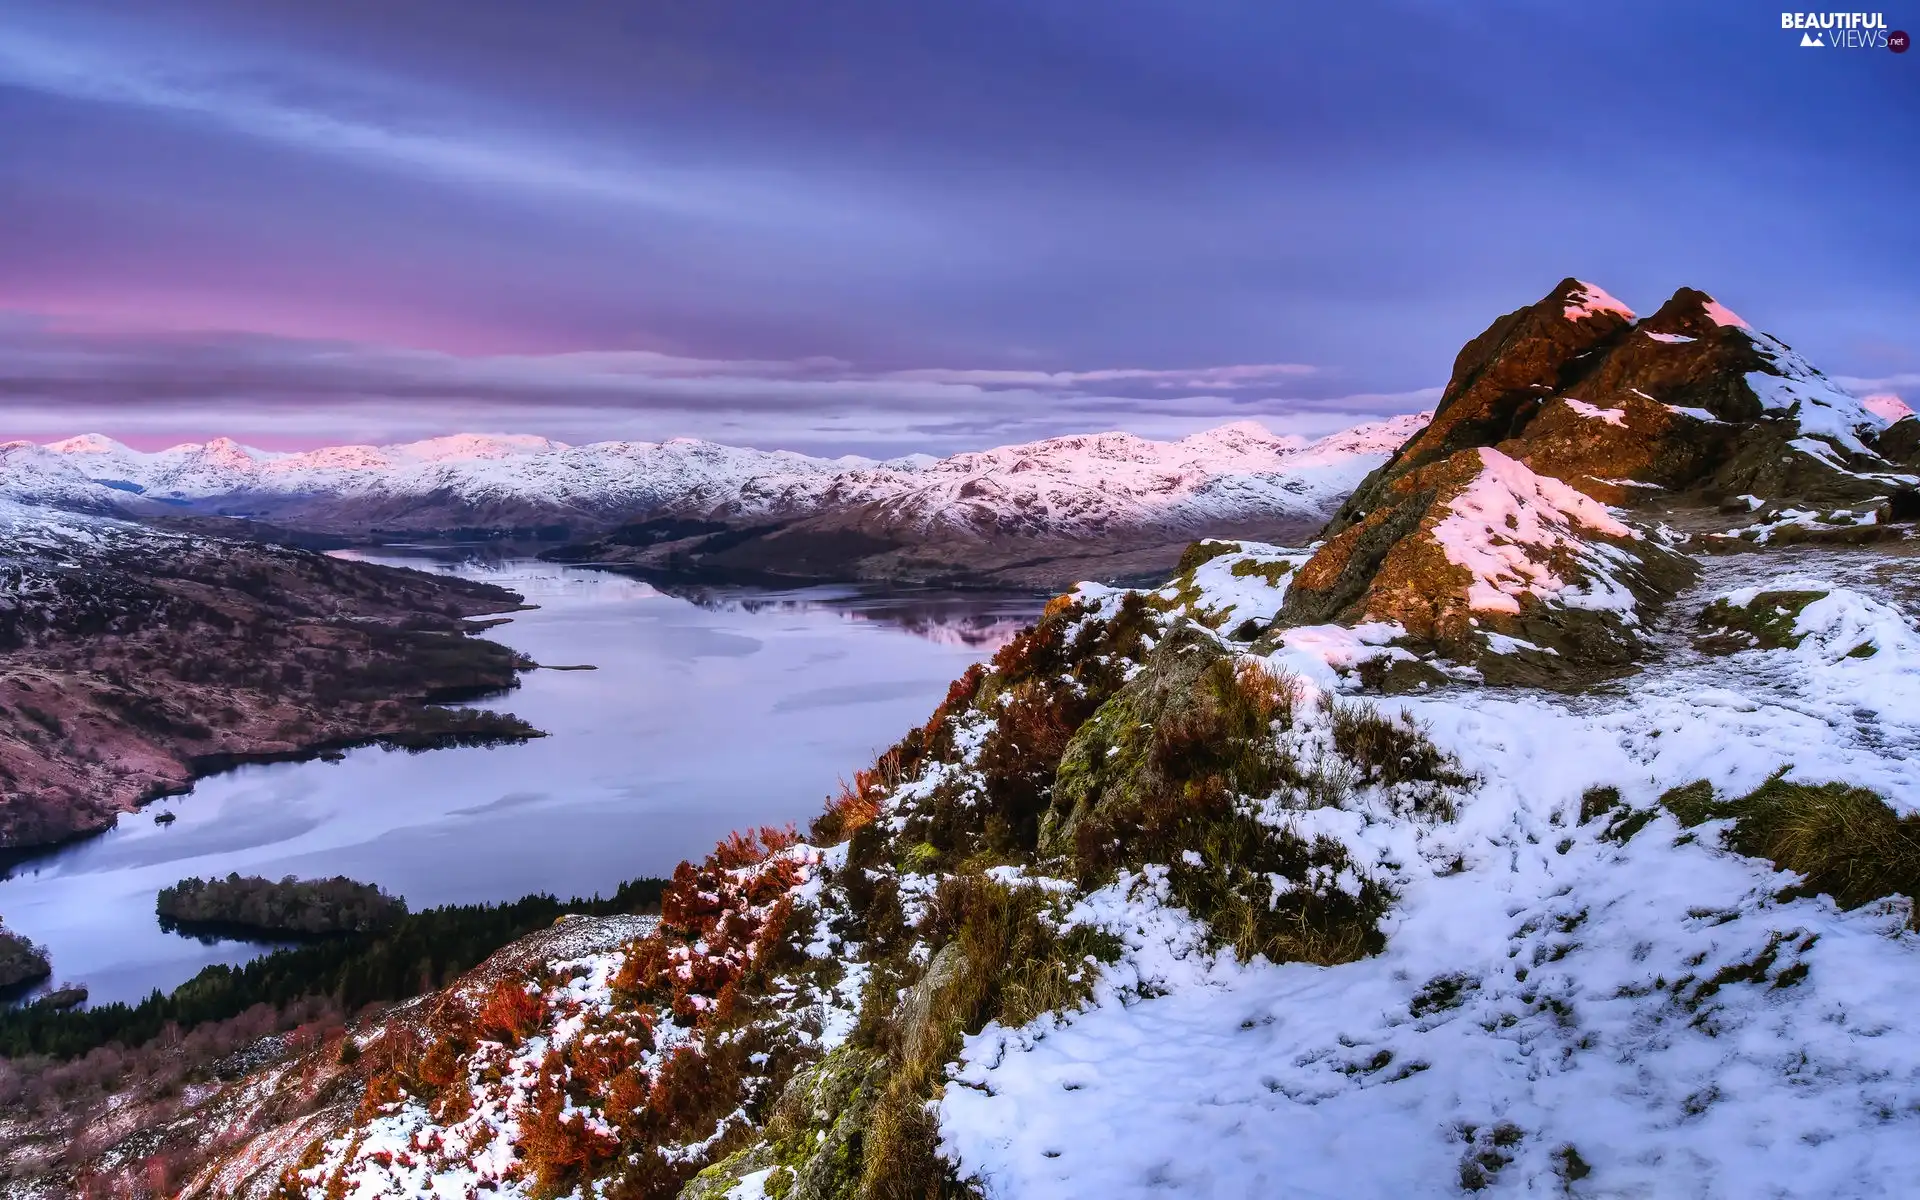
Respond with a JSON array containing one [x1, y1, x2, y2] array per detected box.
[[1, 415, 1430, 541]]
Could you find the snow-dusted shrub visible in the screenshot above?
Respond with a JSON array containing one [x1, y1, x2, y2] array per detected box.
[[860, 873, 1121, 1199], [1323, 696, 1472, 808]]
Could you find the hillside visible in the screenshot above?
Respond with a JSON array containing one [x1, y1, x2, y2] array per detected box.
[[9, 281, 1919, 1198], [0, 501, 540, 853]]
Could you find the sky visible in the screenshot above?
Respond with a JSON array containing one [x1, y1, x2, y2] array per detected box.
[[1, 1, 1916, 456]]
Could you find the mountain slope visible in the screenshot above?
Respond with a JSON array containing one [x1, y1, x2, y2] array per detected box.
[[14, 282, 1919, 1198], [542, 416, 1429, 587], [80, 525, 1918, 1200]]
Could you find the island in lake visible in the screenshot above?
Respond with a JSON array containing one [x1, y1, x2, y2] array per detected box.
[[156, 873, 408, 940]]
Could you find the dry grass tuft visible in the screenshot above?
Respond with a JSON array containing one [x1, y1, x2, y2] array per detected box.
[[1719, 772, 1920, 916]]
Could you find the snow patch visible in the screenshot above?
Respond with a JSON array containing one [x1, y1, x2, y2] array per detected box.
[[1562, 398, 1625, 427], [1561, 281, 1634, 323], [1429, 449, 1638, 617], [1700, 298, 1751, 328]]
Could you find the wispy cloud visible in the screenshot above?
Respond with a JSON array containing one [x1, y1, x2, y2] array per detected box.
[[0, 26, 871, 232], [1834, 373, 1920, 393], [0, 318, 1421, 455], [883, 364, 1318, 390]]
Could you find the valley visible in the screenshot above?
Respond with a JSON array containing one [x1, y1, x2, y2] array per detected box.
[[0, 555, 1040, 1008]]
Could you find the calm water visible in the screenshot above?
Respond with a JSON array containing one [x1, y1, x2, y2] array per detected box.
[[0, 553, 1041, 1005]]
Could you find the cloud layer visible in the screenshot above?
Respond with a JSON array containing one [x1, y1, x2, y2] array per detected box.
[[0, 318, 1431, 454], [0, 2, 1912, 450]]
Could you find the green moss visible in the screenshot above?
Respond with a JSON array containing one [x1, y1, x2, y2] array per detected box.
[[680, 1145, 779, 1200], [1659, 780, 1722, 827], [1175, 539, 1243, 574], [1695, 589, 1827, 654], [1410, 972, 1477, 1018], [1228, 558, 1294, 586], [1579, 786, 1621, 824], [1552, 1144, 1592, 1186], [1599, 806, 1659, 845], [752, 1045, 888, 1200], [897, 842, 941, 874]]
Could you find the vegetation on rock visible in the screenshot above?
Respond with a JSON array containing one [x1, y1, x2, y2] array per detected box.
[[1694, 589, 1827, 653], [202, 569, 1478, 1200]]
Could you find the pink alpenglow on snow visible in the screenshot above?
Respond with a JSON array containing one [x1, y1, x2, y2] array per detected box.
[[1700, 297, 1752, 329], [1430, 448, 1637, 616], [1561, 281, 1635, 323], [1863, 393, 1915, 423]]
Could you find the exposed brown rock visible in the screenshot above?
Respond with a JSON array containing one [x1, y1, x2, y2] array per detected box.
[[1279, 277, 1907, 673], [1878, 416, 1920, 468]]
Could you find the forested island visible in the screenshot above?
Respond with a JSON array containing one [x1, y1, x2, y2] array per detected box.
[[156, 873, 408, 939]]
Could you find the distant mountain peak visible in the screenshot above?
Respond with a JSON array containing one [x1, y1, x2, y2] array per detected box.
[[44, 433, 132, 455]]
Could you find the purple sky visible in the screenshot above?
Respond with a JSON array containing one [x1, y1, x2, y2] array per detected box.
[[2, 2, 1916, 455]]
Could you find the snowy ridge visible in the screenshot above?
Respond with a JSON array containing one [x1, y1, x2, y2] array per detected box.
[[0, 441, 136, 513], [1739, 327, 1890, 457], [793, 415, 1430, 538], [25, 414, 1432, 536], [1561, 280, 1634, 324], [177, 527, 1920, 1199]]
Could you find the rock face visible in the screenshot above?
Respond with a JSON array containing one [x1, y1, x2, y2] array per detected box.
[[1279, 279, 1913, 672]]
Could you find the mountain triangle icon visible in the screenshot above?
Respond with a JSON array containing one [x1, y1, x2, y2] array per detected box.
[[1800, 31, 1824, 46]]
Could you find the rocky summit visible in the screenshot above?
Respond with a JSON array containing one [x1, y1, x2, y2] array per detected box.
[[1278, 278, 1916, 683]]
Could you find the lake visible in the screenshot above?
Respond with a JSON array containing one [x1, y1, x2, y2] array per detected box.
[[0, 553, 1043, 1005]]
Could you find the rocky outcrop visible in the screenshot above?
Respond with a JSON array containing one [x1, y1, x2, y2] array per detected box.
[[1880, 416, 1920, 469], [1279, 279, 1910, 674]]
